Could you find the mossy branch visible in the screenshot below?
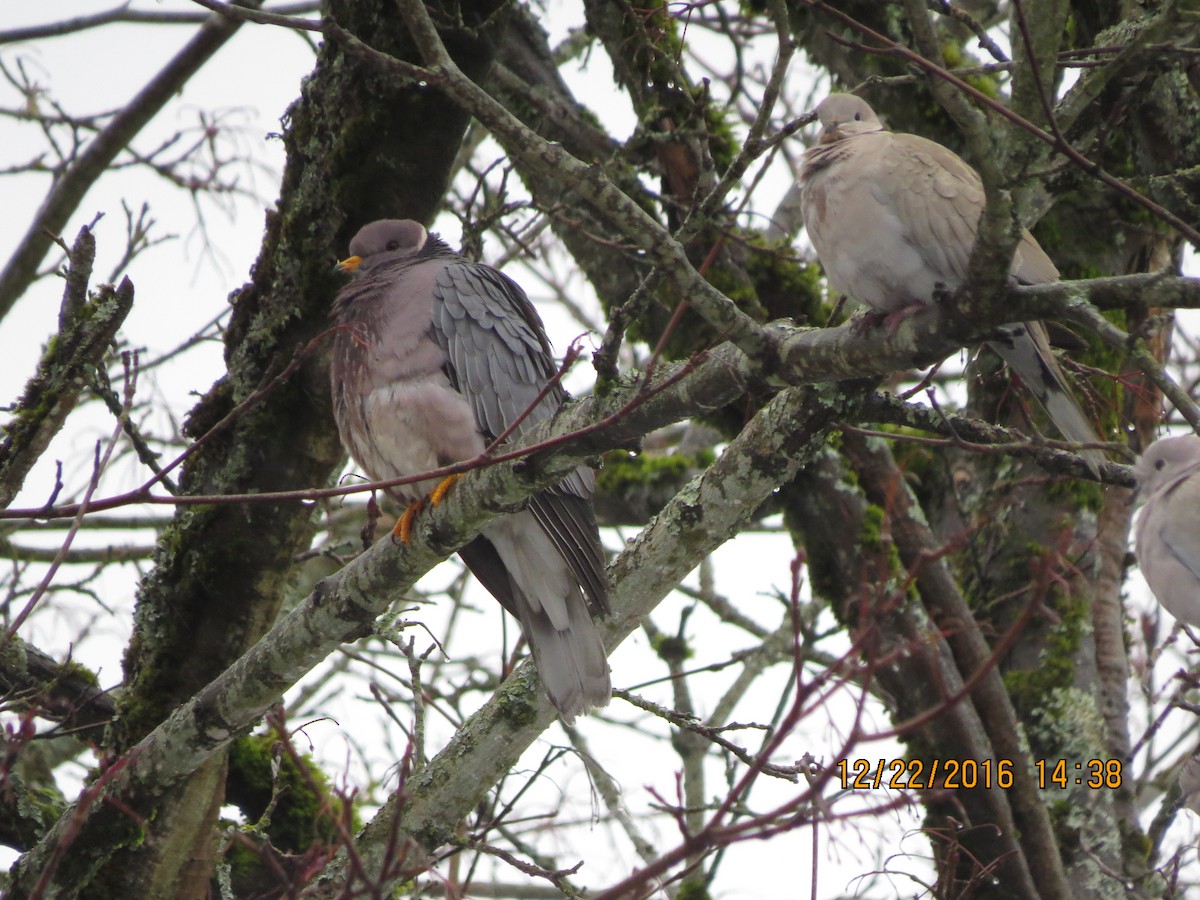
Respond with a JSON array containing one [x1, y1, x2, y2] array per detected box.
[[0, 634, 116, 742], [0, 227, 133, 510], [5, 358, 843, 896]]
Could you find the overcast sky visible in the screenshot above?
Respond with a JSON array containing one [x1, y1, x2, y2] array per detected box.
[[3, 3, 1198, 894]]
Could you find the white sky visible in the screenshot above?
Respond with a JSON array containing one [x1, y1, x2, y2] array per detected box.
[[2, 2, 1198, 896]]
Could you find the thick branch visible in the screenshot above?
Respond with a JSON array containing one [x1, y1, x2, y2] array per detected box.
[[1015, 274, 1200, 313], [843, 432, 1072, 900], [312, 385, 848, 894], [7, 369, 845, 895]]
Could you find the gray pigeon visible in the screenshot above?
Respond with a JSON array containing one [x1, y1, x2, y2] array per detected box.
[[330, 219, 611, 722], [799, 93, 1104, 473], [1134, 434, 1200, 628]]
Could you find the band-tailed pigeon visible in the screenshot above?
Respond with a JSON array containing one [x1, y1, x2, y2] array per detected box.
[[330, 219, 611, 722], [1134, 434, 1200, 628], [799, 94, 1105, 473]]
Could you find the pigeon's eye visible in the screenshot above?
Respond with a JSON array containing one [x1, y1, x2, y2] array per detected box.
[[854, 112, 862, 121], [386, 240, 401, 251], [1156, 458, 1166, 470]]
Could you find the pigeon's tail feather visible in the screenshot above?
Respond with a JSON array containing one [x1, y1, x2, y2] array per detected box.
[[517, 587, 611, 724], [988, 322, 1105, 475], [481, 512, 611, 723]]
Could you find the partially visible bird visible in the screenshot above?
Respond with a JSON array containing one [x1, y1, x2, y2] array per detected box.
[[799, 93, 1104, 473], [1179, 754, 1200, 817], [1134, 434, 1200, 629], [330, 219, 611, 722]]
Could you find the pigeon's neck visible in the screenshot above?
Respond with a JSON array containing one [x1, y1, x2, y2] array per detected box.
[[802, 132, 876, 178], [1159, 462, 1200, 500], [420, 233, 455, 259]]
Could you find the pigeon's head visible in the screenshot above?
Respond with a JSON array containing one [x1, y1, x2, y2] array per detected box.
[[337, 219, 429, 276], [1134, 434, 1200, 498], [815, 94, 883, 145]]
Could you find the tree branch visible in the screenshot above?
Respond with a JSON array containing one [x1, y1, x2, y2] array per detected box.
[[0, 3, 257, 319], [0, 229, 133, 510], [7, 375, 847, 895]]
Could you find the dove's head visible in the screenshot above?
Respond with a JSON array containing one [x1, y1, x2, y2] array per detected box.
[[337, 219, 429, 276], [815, 94, 884, 144], [1134, 434, 1200, 499]]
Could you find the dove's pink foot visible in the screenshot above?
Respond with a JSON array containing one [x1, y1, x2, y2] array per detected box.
[[852, 302, 928, 336]]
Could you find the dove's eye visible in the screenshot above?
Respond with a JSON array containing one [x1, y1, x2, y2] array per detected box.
[[386, 240, 401, 251], [854, 112, 862, 120], [1156, 459, 1166, 470]]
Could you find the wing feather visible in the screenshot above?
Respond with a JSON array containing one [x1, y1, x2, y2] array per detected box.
[[1160, 478, 1200, 582], [431, 259, 609, 613]]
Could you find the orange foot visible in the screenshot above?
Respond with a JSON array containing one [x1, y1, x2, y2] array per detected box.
[[429, 473, 462, 507], [389, 474, 463, 544], [391, 499, 424, 544]]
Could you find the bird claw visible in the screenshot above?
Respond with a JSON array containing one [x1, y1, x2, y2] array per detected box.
[[851, 303, 928, 337], [429, 473, 462, 507], [850, 310, 890, 336], [391, 499, 424, 545], [389, 475, 462, 544]]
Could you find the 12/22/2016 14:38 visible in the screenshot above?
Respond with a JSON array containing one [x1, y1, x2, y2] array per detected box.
[[835, 758, 1123, 791]]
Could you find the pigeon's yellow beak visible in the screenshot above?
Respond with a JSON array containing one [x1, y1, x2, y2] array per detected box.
[[335, 255, 362, 273]]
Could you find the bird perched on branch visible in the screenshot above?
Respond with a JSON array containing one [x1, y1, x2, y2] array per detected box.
[[799, 93, 1104, 474], [1134, 434, 1200, 629], [330, 219, 611, 722]]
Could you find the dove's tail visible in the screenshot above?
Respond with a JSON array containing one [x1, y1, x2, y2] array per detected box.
[[987, 322, 1105, 476]]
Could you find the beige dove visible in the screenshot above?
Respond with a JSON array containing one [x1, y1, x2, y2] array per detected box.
[[1134, 434, 1200, 629], [799, 93, 1104, 473], [1179, 754, 1200, 816]]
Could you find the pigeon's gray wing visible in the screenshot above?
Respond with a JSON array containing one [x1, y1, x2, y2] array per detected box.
[[432, 262, 610, 615], [436, 263, 561, 440]]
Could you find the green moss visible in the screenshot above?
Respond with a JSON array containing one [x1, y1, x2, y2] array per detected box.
[[1048, 475, 1104, 513], [741, 232, 826, 324], [226, 733, 355, 853], [1002, 585, 1088, 717], [651, 633, 693, 664], [704, 264, 767, 320], [858, 504, 886, 552], [495, 684, 539, 727], [8, 773, 66, 837], [57, 659, 100, 686], [677, 878, 712, 900], [598, 449, 713, 495], [1121, 822, 1152, 863], [1047, 803, 1085, 859], [225, 840, 263, 888]]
